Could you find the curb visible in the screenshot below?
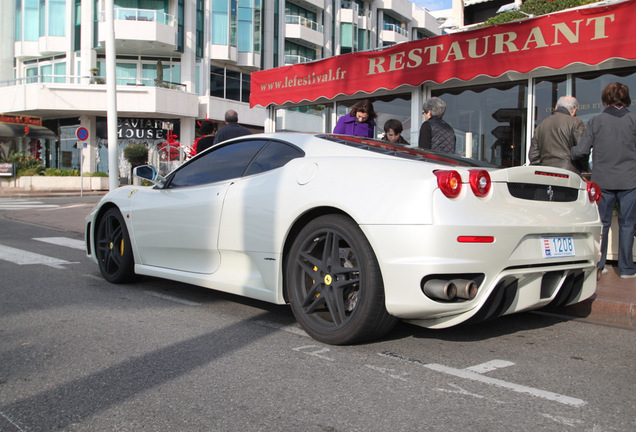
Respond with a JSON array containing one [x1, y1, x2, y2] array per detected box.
[[562, 295, 635, 327]]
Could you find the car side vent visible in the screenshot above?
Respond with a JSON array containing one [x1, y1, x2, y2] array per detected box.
[[508, 183, 578, 202]]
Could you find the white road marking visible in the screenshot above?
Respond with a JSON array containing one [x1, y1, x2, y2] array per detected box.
[[0, 244, 77, 269], [0, 409, 27, 432], [145, 291, 202, 306], [465, 359, 515, 374], [293, 345, 334, 361], [255, 320, 309, 337], [33, 237, 85, 250], [365, 365, 410, 381], [39, 203, 92, 211], [436, 383, 502, 402], [379, 351, 586, 407], [0, 203, 59, 210]]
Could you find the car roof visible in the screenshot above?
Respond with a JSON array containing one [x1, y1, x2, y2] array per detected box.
[[245, 132, 497, 168]]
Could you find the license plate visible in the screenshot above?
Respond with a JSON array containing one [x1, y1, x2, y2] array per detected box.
[[542, 236, 575, 258]]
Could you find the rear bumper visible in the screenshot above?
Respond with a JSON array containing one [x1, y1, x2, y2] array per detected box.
[[362, 223, 601, 328]]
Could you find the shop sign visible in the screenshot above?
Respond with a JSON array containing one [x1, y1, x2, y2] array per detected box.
[[0, 162, 15, 177], [250, 0, 636, 107], [0, 114, 42, 126], [117, 118, 167, 140]]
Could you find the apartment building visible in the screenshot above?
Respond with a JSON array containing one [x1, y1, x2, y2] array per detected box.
[[0, 0, 441, 179]]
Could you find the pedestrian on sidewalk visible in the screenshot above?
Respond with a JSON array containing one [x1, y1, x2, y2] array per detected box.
[[213, 110, 251, 145], [571, 82, 636, 278], [528, 96, 588, 175]]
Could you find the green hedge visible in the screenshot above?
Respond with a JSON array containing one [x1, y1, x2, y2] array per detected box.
[[481, 0, 597, 26]]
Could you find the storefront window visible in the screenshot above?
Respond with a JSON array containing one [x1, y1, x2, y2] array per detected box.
[[275, 104, 331, 132], [433, 81, 528, 167], [533, 75, 567, 126], [573, 67, 636, 125], [334, 94, 411, 141]]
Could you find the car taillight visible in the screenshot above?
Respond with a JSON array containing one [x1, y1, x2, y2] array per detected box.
[[469, 169, 491, 197], [586, 181, 601, 203], [435, 170, 462, 198]]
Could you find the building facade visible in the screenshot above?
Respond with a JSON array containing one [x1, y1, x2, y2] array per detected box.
[[0, 0, 441, 180]]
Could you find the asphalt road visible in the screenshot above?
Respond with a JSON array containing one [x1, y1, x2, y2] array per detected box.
[[0, 204, 635, 431]]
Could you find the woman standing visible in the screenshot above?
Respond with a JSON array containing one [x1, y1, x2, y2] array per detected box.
[[333, 99, 377, 138], [571, 82, 636, 278]]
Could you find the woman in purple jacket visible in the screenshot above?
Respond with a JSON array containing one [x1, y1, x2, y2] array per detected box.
[[333, 99, 377, 138]]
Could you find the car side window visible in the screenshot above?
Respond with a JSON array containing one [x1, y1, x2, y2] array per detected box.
[[168, 140, 268, 187], [243, 141, 304, 176]]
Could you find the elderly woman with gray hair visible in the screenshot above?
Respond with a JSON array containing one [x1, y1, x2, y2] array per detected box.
[[418, 97, 456, 154]]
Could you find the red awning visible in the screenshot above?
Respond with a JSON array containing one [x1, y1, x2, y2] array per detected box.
[[250, 0, 636, 108]]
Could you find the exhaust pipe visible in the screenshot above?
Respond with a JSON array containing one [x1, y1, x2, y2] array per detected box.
[[452, 279, 479, 300], [423, 279, 457, 301]]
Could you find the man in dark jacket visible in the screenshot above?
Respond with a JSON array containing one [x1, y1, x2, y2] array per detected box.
[[418, 97, 456, 154], [528, 96, 587, 174], [213, 110, 251, 144]]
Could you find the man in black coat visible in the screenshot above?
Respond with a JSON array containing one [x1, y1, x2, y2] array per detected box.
[[213, 110, 251, 145]]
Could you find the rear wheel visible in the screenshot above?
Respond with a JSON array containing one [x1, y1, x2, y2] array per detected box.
[[286, 215, 397, 345], [95, 208, 136, 283]]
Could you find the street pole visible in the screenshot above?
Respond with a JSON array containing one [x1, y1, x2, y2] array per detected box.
[[105, 0, 118, 191]]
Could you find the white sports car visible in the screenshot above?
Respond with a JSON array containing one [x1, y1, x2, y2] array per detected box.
[[85, 133, 602, 344]]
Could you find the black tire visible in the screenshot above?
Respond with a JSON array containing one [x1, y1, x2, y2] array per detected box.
[[286, 214, 398, 345], [95, 207, 136, 284]]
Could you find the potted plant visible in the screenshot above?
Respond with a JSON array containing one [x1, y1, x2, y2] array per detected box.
[[123, 143, 149, 183], [90, 68, 105, 84]]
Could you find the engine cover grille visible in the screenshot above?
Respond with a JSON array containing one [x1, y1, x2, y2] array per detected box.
[[508, 183, 578, 202]]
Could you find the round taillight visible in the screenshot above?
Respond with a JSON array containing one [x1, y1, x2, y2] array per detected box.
[[434, 170, 462, 198], [469, 169, 491, 197], [586, 181, 601, 203]]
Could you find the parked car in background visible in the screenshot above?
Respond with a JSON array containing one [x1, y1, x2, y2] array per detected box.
[[85, 133, 602, 344]]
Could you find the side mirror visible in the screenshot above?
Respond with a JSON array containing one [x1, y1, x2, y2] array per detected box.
[[133, 165, 166, 187]]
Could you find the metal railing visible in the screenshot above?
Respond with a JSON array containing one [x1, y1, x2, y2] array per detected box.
[[284, 54, 314, 65], [383, 23, 408, 37], [285, 15, 324, 33], [100, 7, 175, 26], [340, 1, 360, 13], [0, 75, 187, 91]]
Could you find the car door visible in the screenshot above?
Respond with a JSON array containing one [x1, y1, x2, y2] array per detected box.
[[128, 139, 269, 274]]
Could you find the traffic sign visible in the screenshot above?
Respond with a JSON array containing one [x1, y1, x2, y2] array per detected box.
[[76, 127, 89, 141]]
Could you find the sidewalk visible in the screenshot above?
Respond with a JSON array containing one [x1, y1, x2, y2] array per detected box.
[[1, 189, 634, 328]]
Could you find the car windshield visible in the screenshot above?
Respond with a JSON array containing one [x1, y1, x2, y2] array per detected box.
[[319, 134, 497, 168]]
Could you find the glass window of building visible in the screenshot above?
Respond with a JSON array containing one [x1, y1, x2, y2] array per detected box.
[[573, 67, 636, 125], [335, 94, 411, 141], [22, 0, 39, 41], [433, 81, 528, 167], [237, 0, 257, 52], [49, 0, 66, 36], [533, 76, 567, 126], [116, 63, 138, 85], [212, 0, 229, 45], [276, 104, 331, 133]]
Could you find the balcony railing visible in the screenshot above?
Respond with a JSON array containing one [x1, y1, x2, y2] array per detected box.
[[383, 23, 408, 37], [340, 1, 360, 14], [0, 75, 187, 91], [284, 55, 314, 65], [100, 7, 175, 26], [285, 15, 324, 33]]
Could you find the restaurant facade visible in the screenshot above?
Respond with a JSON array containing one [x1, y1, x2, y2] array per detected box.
[[250, 0, 636, 169]]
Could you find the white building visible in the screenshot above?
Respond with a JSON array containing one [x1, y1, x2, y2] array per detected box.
[[0, 0, 441, 179]]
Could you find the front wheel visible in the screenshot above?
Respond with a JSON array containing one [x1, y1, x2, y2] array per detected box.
[[286, 215, 397, 345], [95, 208, 136, 284]]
